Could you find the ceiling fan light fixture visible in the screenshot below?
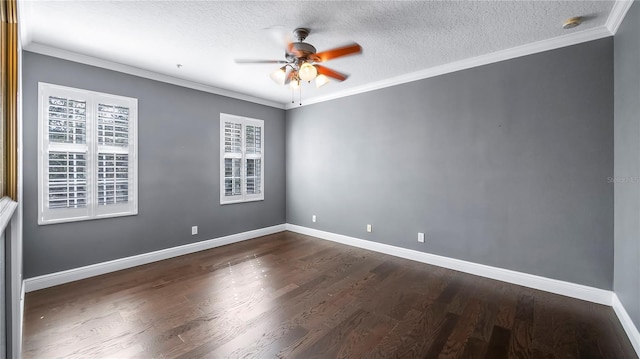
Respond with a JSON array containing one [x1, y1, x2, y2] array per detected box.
[[270, 66, 287, 85], [298, 62, 317, 82], [290, 79, 300, 89], [315, 74, 330, 88]]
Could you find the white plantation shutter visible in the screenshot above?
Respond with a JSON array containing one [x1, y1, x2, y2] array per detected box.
[[38, 83, 138, 225], [244, 124, 261, 155], [97, 153, 129, 205], [41, 88, 91, 221], [220, 114, 264, 204], [47, 95, 87, 144], [224, 121, 242, 154], [97, 103, 130, 147], [244, 124, 262, 196], [95, 99, 135, 217], [223, 121, 242, 198], [48, 151, 87, 209], [224, 158, 242, 197], [47, 95, 88, 210], [245, 158, 261, 195]]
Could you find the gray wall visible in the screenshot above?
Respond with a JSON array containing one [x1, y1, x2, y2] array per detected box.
[[287, 38, 614, 289], [614, 1, 640, 330], [22, 52, 286, 278]]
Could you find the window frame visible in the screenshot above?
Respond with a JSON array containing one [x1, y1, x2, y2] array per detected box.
[[220, 113, 264, 205], [38, 82, 138, 225]]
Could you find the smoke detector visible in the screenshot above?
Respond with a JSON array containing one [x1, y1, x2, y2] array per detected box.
[[562, 17, 583, 29]]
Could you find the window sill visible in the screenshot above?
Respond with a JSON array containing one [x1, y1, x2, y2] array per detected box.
[[0, 197, 18, 233], [220, 197, 264, 205], [38, 209, 138, 226]]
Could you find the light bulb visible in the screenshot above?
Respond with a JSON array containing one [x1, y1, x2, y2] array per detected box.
[[290, 79, 300, 89], [315, 74, 330, 88], [270, 66, 287, 85], [298, 62, 317, 82]]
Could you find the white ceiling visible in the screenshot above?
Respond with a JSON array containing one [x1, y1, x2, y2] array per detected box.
[[20, 1, 624, 109]]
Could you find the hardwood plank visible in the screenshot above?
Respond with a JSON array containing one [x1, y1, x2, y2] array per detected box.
[[296, 309, 374, 358], [439, 298, 484, 358], [509, 294, 535, 358], [421, 313, 460, 357], [485, 325, 511, 359], [461, 337, 489, 359]]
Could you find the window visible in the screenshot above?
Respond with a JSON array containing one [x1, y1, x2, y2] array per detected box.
[[220, 113, 264, 204], [38, 83, 138, 224]]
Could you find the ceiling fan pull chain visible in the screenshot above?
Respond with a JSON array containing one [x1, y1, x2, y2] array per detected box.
[[299, 85, 302, 106], [291, 87, 294, 104]]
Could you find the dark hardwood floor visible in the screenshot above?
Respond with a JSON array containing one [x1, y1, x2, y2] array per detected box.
[[23, 231, 637, 358]]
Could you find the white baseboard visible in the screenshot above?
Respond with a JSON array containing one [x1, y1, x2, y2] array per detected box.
[[17, 282, 25, 357], [285, 224, 613, 306], [612, 293, 640, 357], [24, 224, 286, 292]]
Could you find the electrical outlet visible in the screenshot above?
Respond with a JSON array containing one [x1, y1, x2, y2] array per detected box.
[[418, 232, 425, 243], [191, 226, 198, 235], [367, 224, 372, 233], [312, 215, 317, 223]]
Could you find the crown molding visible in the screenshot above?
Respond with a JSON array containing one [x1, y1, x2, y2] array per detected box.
[[288, 25, 612, 109], [606, 0, 635, 35], [16, 0, 31, 46], [23, 42, 286, 110]]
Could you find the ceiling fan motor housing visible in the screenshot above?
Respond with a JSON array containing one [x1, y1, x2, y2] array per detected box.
[[287, 42, 317, 62]]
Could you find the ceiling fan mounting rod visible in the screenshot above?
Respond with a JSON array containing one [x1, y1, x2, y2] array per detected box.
[[293, 27, 310, 42]]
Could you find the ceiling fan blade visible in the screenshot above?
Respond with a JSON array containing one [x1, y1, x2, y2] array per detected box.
[[315, 65, 348, 81], [264, 26, 297, 55], [314, 43, 362, 62], [264, 26, 289, 46], [235, 59, 289, 64]]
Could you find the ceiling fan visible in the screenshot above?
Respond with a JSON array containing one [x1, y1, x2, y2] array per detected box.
[[235, 28, 362, 91]]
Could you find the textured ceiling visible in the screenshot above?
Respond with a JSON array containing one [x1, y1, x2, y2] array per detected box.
[[20, 1, 616, 107]]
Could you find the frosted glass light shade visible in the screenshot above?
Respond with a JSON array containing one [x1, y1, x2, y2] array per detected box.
[[298, 62, 317, 82], [270, 67, 286, 85], [315, 74, 330, 88]]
